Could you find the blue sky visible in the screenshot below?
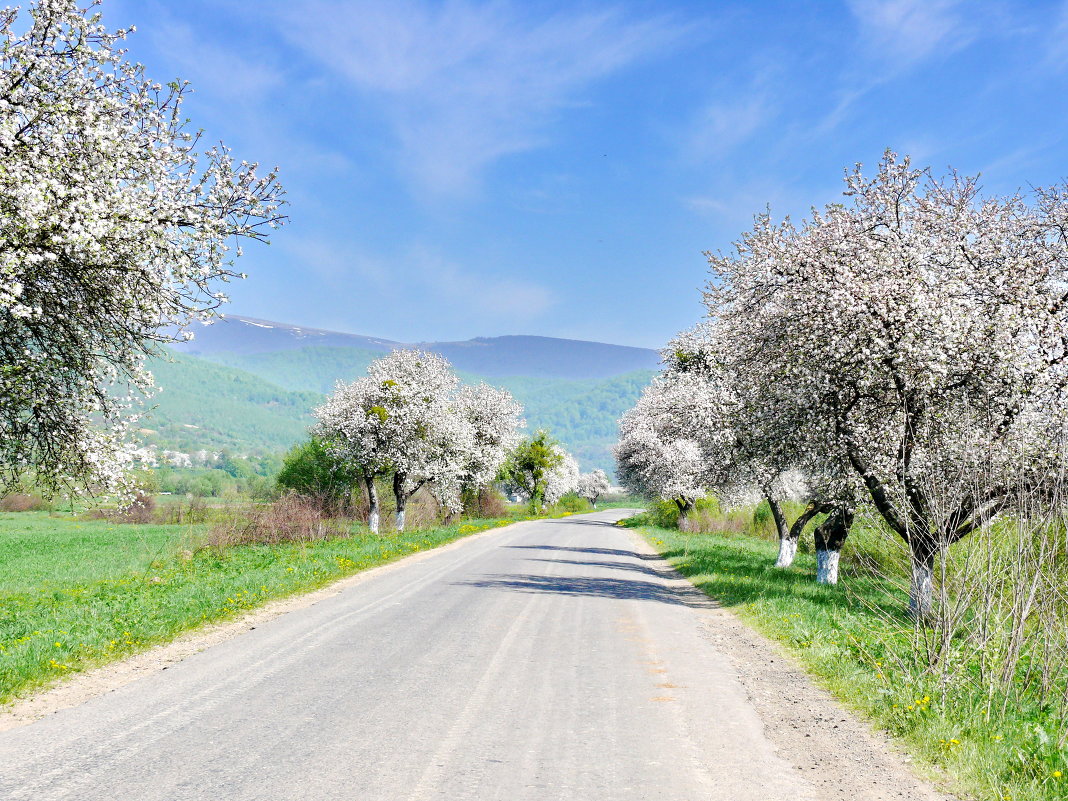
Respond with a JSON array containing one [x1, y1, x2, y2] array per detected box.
[[104, 0, 1068, 348]]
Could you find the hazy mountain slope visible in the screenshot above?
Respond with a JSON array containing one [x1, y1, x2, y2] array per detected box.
[[142, 350, 653, 474], [140, 353, 319, 454], [177, 315, 660, 379], [202, 347, 383, 394]]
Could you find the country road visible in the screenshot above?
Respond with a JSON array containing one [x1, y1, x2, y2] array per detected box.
[[0, 511, 949, 801]]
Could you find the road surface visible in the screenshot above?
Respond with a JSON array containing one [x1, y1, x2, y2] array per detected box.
[[0, 511, 945, 800]]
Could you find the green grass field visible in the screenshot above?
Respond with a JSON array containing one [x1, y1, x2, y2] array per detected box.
[[0, 511, 513, 705], [627, 519, 1067, 801]]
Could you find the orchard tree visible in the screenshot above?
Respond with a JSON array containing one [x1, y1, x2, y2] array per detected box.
[[314, 376, 395, 534], [577, 469, 610, 508], [544, 447, 580, 506], [457, 383, 524, 493], [613, 374, 724, 524], [707, 152, 1068, 613], [317, 350, 472, 533], [0, 1, 284, 496]]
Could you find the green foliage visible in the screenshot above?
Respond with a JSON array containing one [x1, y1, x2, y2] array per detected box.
[[276, 438, 361, 502], [140, 352, 321, 455], [554, 492, 591, 513], [499, 431, 563, 511]]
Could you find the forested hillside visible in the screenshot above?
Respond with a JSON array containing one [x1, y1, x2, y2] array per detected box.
[[141, 354, 319, 455], [140, 349, 653, 474]]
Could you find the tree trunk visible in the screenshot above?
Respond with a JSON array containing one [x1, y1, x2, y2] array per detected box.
[[909, 538, 937, 619], [393, 473, 408, 532], [365, 475, 380, 535], [814, 505, 854, 585], [675, 497, 694, 530], [767, 496, 788, 540], [776, 500, 824, 568]]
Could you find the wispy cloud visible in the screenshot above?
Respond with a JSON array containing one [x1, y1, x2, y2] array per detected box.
[[846, 0, 968, 65], [281, 236, 554, 330], [269, 0, 687, 196], [683, 84, 775, 163], [816, 0, 975, 132], [145, 19, 283, 104]]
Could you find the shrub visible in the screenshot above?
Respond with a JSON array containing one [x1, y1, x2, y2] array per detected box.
[[0, 493, 50, 512], [205, 494, 348, 548], [156, 496, 211, 525], [276, 438, 361, 511], [554, 492, 591, 514], [462, 487, 508, 519]]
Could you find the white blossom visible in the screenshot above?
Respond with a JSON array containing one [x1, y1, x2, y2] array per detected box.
[[0, 1, 285, 496]]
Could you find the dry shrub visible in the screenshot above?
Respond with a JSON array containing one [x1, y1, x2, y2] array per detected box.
[[849, 463, 1068, 746], [85, 491, 157, 523], [118, 492, 156, 523], [156, 496, 210, 525], [463, 487, 508, 519], [0, 492, 50, 512], [679, 506, 748, 535], [392, 487, 442, 531], [205, 494, 348, 548]]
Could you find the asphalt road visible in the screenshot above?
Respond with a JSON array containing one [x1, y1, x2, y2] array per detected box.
[[1, 511, 823, 800]]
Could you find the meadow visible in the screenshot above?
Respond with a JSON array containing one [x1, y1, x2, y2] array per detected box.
[[0, 508, 518, 704]]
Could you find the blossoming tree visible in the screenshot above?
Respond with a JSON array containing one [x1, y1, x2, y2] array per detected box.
[[315, 351, 524, 532], [0, 0, 285, 495], [706, 152, 1068, 610], [577, 469, 611, 508], [544, 447, 580, 506]]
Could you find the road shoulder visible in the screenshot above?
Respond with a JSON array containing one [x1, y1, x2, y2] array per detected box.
[[627, 527, 957, 801]]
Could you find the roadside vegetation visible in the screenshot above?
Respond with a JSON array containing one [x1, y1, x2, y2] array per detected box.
[[613, 155, 1068, 801], [0, 484, 616, 705], [623, 504, 1067, 801]]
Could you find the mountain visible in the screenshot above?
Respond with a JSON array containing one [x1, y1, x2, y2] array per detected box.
[[175, 315, 660, 379], [145, 317, 660, 475], [141, 353, 319, 454]]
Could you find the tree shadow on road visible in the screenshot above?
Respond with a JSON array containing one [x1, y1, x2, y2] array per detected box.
[[521, 557, 678, 581], [456, 572, 717, 608], [504, 545, 662, 562]]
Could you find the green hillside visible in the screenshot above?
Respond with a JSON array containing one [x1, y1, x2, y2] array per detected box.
[[141, 348, 654, 474], [139, 353, 319, 455]]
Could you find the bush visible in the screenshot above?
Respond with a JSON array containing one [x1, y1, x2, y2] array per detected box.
[[276, 438, 361, 511], [156, 496, 211, 525], [462, 487, 508, 519], [205, 494, 349, 548], [86, 491, 157, 524], [0, 493, 50, 512], [554, 492, 591, 513]]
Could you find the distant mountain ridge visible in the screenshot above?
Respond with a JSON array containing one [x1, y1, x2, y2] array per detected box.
[[175, 315, 661, 380]]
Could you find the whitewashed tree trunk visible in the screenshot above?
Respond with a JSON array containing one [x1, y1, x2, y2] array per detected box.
[[812, 504, 853, 585], [396, 509, 406, 532], [366, 476, 380, 535], [909, 555, 935, 618], [775, 538, 798, 568], [815, 550, 840, 584]]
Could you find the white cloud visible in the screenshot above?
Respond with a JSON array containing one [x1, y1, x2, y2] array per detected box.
[[269, 0, 686, 195], [846, 0, 968, 65], [684, 92, 774, 163], [281, 236, 554, 324]]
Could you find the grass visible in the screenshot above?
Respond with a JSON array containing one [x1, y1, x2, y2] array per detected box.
[[0, 511, 514, 705], [625, 517, 1068, 801]]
